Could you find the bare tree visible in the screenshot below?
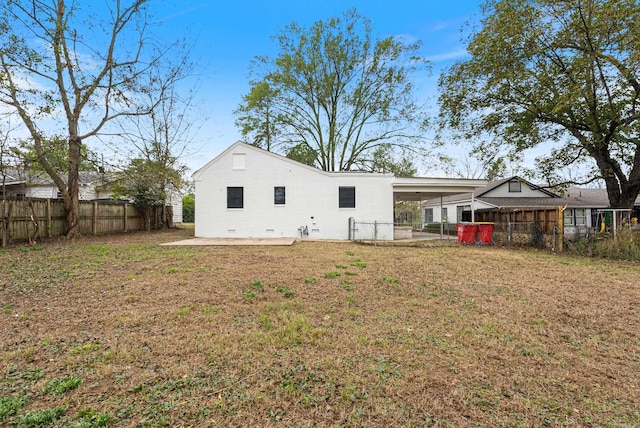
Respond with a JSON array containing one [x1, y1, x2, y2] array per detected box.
[[0, 115, 21, 247], [114, 57, 203, 228], [0, 0, 186, 237]]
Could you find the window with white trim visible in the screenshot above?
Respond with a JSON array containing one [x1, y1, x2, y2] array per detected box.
[[564, 208, 586, 226], [274, 186, 285, 205], [424, 208, 433, 223], [227, 187, 243, 209], [339, 186, 355, 208]]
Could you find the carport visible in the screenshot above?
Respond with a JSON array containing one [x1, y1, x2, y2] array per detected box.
[[391, 176, 488, 240]]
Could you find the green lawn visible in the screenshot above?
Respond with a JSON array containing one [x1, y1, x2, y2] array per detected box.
[[1, 229, 639, 427]]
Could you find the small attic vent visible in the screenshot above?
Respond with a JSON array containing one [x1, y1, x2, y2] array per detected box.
[[232, 153, 246, 170], [508, 181, 521, 193]]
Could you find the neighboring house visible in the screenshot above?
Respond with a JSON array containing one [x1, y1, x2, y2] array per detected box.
[[421, 176, 639, 238], [0, 169, 114, 200], [192, 141, 487, 240], [165, 187, 183, 225], [561, 186, 640, 230], [0, 168, 184, 225]]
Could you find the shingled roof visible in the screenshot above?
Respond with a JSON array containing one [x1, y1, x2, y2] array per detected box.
[[422, 176, 639, 209]]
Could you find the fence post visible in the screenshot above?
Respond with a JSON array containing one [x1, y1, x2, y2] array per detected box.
[[374, 221, 378, 246], [124, 203, 128, 232], [1, 199, 6, 248], [45, 199, 51, 237], [348, 217, 353, 241], [92, 201, 98, 236], [556, 206, 564, 252]]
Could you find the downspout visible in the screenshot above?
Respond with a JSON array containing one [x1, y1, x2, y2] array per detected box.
[[471, 191, 475, 223], [440, 194, 444, 243]]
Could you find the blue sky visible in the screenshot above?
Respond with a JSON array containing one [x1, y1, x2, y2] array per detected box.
[[151, 1, 484, 173]]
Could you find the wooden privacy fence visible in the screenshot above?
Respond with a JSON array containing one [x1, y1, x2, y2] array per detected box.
[[0, 198, 162, 245], [475, 206, 565, 251]]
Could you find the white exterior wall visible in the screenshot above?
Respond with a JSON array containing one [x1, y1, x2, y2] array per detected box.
[[26, 185, 59, 199], [422, 199, 495, 224], [193, 143, 394, 240], [167, 190, 183, 224], [482, 180, 550, 198], [564, 207, 594, 240], [3, 183, 57, 199]]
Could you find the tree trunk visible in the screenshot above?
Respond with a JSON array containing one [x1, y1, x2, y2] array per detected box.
[[27, 200, 40, 245], [164, 205, 173, 229], [1, 199, 8, 248], [616, 185, 640, 209], [592, 148, 639, 209], [65, 136, 82, 238], [602, 171, 639, 209]]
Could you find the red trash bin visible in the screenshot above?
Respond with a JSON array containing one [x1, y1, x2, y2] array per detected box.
[[456, 223, 477, 246], [475, 222, 494, 245]]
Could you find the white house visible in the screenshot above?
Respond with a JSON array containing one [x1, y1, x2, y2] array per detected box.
[[420, 176, 629, 238], [1, 169, 183, 224], [1, 170, 114, 200], [192, 141, 487, 241], [421, 177, 560, 224]]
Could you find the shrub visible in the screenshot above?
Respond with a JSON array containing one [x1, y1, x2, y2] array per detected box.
[[592, 228, 640, 260]]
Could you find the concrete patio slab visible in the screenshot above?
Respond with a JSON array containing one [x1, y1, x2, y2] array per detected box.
[[160, 237, 296, 246]]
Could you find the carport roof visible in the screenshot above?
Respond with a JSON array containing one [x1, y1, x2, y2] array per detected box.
[[392, 177, 488, 202]]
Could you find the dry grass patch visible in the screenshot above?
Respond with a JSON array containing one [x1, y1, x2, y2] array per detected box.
[[1, 229, 639, 426]]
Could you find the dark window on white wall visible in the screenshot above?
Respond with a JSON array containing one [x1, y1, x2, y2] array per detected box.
[[274, 186, 285, 205], [508, 181, 522, 192], [339, 186, 356, 208], [424, 208, 433, 223], [227, 187, 244, 208]]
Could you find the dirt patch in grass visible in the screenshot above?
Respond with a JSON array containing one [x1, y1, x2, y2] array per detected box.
[[1, 229, 639, 427]]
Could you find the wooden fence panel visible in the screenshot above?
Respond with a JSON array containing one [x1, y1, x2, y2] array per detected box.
[[49, 200, 66, 237], [1, 198, 151, 245], [475, 206, 563, 249], [78, 201, 95, 235]]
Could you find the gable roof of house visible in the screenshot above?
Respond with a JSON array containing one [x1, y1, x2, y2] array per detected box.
[[479, 196, 592, 208], [423, 175, 557, 205], [192, 141, 394, 180], [423, 173, 640, 209], [193, 141, 489, 201], [562, 186, 640, 207], [477, 176, 558, 197]]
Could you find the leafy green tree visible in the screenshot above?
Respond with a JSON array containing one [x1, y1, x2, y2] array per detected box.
[[235, 81, 281, 151], [369, 144, 417, 177], [439, 0, 640, 208], [285, 143, 318, 167], [113, 158, 182, 230], [182, 193, 194, 223], [236, 9, 429, 172], [0, 0, 184, 237], [14, 137, 98, 177]]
